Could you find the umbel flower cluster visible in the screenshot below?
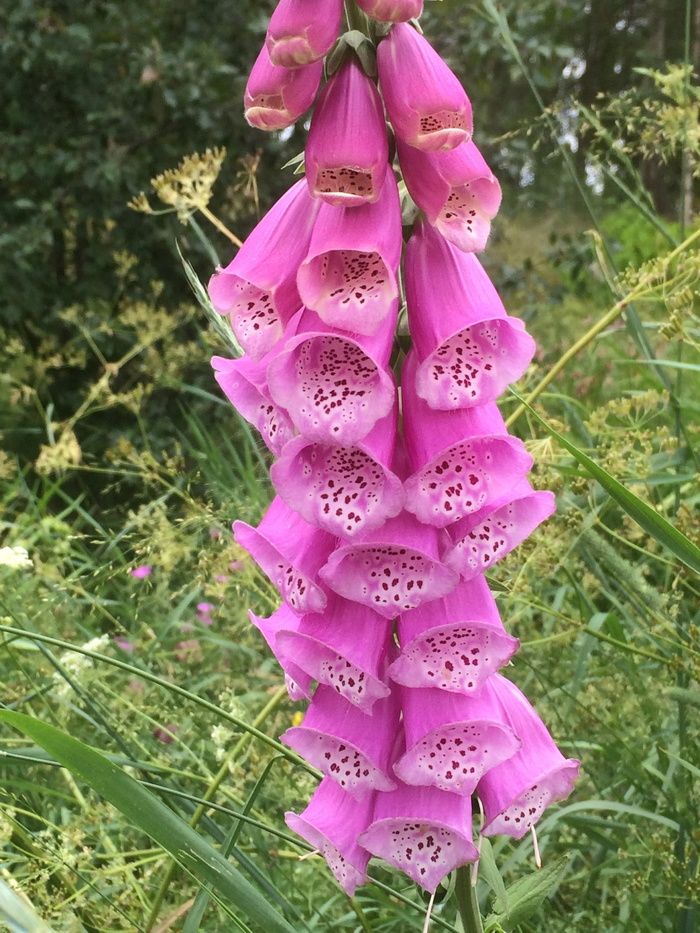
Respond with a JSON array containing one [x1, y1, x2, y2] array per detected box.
[[208, 0, 580, 895]]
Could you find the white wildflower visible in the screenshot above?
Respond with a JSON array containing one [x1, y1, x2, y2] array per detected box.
[[52, 634, 110, 700], [0, 546, 33, 571]]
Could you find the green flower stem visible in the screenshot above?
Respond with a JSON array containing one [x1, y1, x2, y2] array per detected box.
[[146, 686, 288, 931], [455, 866, 484, 933], [344, 0, 370, 35]]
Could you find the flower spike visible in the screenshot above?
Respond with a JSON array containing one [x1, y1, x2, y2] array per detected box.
[[305, 58, 389, 206], [266, 0, 344, 68], [244, 45, 323, 131], [378, 23, 473, 151]]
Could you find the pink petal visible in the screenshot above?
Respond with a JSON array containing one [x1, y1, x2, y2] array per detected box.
[[443, 481, 556, 580], [319, 510, 459, 619], [358, 777, 478, 891], [266, 307, 396, 445], [281, 684, 400, 799], [277, 595, 393, 711], [377, 23, 472, 152], [397, 138, 501, 252], [394, 679, 521, 796], [233, 497, 333, 614], [244, 45, 323, 130], [266, 0, 344, 67], [270, 408, 404, 540], [305, 59, 389, 206], [388, 577, 519, 693], [405, 220, 536, 409], [402, 350, 533, 527], [285, 778, 373, 895], [478, 674, 581, 839], [355, 0, 423, 22], [248, 604, 313, 700], [208, 181, 317, 361], [297, 166, 402, 335]]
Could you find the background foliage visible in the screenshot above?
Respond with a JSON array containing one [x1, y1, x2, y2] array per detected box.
[[1, 0, 699, 931]]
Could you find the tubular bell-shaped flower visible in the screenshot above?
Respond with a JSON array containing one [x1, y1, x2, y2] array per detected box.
[[388, 576, 519, 694], [270, 408, 404, 540], [297, 166, 402, 335], [377, 23, 472, 152], [248, 604, 313, 701], [233, 497, 334, 614], [266, 0, 344, 68], [401, 350, 533, 527], [405, 219, 536, 409], [443, 479, 556, 581], [244, 45, 323, 131], [285, 778, 375, 895], [208, 182, 318, 361], [477, 674, 581, 839], [355, 0, 424, 23], [358, 771, 478, 891], [396, 137, 502, 252], [266, 307, 397, 444], [276, 595, 393, 711], [320, 509, 459, 618], [394, 678, 521, 796], [281, 683, 400, 798], [305, 58, 389, 206]]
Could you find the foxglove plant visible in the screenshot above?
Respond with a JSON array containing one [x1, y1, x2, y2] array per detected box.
[[207, 0, 580, 916]]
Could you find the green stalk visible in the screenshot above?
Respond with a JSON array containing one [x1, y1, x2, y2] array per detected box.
[[455, 866, 484, 933]]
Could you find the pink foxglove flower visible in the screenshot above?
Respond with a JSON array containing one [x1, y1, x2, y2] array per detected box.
[[208, 181, 317, 362], [285, 778, 375, 895], [211, 351, 296, 457], [281, 684, 399, 798], [394, 678, 521, 796], [401, 350, 533, 527], [266, 0, 344, 67], [397, 137, 502, 252], [297, 166, 402, 335], [233, 497, 334, 614], [355, 0, 423, 23], [443, 479, 556, 581], [377, 23, 472, 151], [405, 219, 535, 409], [388, 576, 519, 694], [358, 774, 478, 891], [276, 595, 393, 711], [266, 307, 397, 445], [320, 509, 459, 618], [270, 408, 404, 540], [244, 45, 323, 130], [305, 58, 389, 206], [248, 605, 313, 701], [477, 674, 580, 839]]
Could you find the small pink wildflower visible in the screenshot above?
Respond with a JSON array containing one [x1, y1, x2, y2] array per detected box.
[[114, 637, 135, 653], [174, 639, 202, 663], [196, 602, 215, 626], [130, 565, 152, 579], [153, 725, 178, 745]]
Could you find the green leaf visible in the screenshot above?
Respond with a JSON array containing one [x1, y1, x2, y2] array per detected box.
[[478, 837, 509, 913], [0, 711, 297, 933], [510, 389, 700, 575], [484, 857, 569, 932]]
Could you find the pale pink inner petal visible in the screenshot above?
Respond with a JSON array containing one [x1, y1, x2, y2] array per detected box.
[[279, 443, 402, 538], [256, 400, 296, 454], [416, 318, 534, 409], [389, 622, 518, 694], [482, 762, 581, 839], [315, 167, 376, 202], [404, 437, 528, 527], [304, 249, 395, 329], [282, 335, 394, 442], [322, 545, 457, 618], [417, 111, 469, 150], [228, 280, 283, 361], [283, 728, 396, 797], [285, 812, 367, 894], [437, 184, 495, 252], [359, 818, 475, 891], [394, 721, 519, 796]]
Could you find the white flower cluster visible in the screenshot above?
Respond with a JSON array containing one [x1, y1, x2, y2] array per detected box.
[[52, 635, 110, 700], [0, 546, 33, 571]]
